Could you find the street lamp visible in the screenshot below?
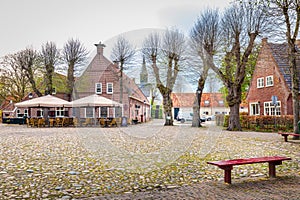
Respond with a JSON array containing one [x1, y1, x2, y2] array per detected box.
[[144, 100, 146, 122]]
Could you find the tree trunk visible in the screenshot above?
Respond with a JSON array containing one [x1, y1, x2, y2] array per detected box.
[[226, 85, 242, 131], [162, 92, 173, 126], [289, 43, 300, 139], [227, 103, 241, 131], [67, 63, 75, 101], [119, 63, 123, 104], [192, 95, 201, 127]]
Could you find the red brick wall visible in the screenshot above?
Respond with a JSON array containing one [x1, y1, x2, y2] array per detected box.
[[247, 39, 291, 115]]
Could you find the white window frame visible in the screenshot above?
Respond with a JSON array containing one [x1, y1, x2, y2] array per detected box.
[[266, 75, 274, 87], [107, 83, 113, 94], [24, 109, 28, 117], [95, 83, 102, 94], [52, 87, 56, 95], [16, 109, 21, 118], [85, 107, 94, 118], [56, 108, 65, 117], [257, 77, 264, 88], [37, 109, 44, 117], [264, 101, 281, 116], [99, 107, 108, 118], [250, 102, 260, 116]]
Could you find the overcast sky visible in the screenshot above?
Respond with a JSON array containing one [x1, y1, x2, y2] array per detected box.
[[0, 0, 232, 58]]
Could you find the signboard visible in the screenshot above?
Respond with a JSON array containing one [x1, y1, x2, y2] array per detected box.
[[272, 95, 278, 106]]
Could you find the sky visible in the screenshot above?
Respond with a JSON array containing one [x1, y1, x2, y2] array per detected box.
[[0, 0, 232, 58]]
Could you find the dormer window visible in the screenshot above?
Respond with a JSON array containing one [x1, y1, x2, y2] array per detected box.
[[107, 83, 113, 94], [52, 88, 56, 95], [257, 77, 264, 88], [95, 83, 102, 94], [266, 76, 274, 87]]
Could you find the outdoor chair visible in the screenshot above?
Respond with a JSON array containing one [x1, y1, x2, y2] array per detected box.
[[109, 118, 117, 127], [37, 118, 45, 127], [49, 118, 55, 127], [99, 118, 105, 127], [28, 118, 38, 127], [55, 118, 63, 127], [62, 118, 69, 127], [82, 118, 92, 127], [72, 118, 79, 127]]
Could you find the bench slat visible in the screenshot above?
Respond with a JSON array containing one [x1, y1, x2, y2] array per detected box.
[[207, 156, 291, 167]]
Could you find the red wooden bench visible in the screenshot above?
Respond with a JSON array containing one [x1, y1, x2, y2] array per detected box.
[[207, 156, 291, 184], [278, 132, 300, 142]]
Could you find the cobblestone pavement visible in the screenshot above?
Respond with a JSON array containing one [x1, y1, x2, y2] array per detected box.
[[0, 120, 299, 199]]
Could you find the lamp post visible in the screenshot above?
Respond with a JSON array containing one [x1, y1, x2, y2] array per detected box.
[[144, 100, 146, 122]]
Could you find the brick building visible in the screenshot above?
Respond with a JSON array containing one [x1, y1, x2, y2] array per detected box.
[[171, 93, 230, 119], [73, 42, 150, 122], [247, 38, 300, 116]]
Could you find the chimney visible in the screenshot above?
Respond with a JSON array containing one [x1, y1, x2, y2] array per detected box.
[[94, 41, 106, 55]]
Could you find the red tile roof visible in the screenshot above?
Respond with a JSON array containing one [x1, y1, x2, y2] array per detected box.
[[171, 93, 225, 108]]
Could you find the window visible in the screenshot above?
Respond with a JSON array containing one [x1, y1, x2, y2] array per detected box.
[[56, 108, 65, 117], [16, 109, 22, 118], [95, 83, 102, 94], [250, 103, 260, 116], [115, 107, 122, 118], [218, 100, 224, 105], [100, 107, 108, 118], [107, 83, 113, 94], [257, 77, 264, 88], [37, 109, 44, 117], [85, 107, 94, 118], [264, 101, 281, 116], [24, 109, 28, 117], [204, 100, 210, 106], [266, 76, 274, 87], [52, 88, 56, 95]]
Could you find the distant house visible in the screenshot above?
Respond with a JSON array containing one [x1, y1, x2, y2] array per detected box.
[[1, 72, 69, 119], [73, 42, 150, 122], [247, 38, 300, 116], [171, 93, 230, 119]]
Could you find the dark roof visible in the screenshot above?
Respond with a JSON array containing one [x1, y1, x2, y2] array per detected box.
[[269, 42, 300, 90]]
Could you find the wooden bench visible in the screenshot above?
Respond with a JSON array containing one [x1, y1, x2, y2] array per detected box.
[[278, 132, 300, 142], [207, 156, 291, 184]]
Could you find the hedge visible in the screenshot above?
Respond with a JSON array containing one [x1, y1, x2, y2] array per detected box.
[[222, 115, 294, 132]]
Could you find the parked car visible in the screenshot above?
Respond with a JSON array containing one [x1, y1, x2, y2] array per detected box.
[[177, 111, 206, 123], [205, 115, 215, 121]]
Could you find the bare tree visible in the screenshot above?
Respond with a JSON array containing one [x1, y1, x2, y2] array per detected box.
[[190, 8, 222, 127], [62, 38, 88, 100], [0, 54, 30, 102], [16, 48, 42, 97], [40, 41, 60, 95], [209, 1, 273, 131], [143, 28, 186, 126], [111, 36, 135, 104], [265, 0, 300, 137]]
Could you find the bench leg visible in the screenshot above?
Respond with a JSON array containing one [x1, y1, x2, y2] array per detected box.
[[224, 169, 232, 184], [283, 135, 288, 142], [269, 161, 281, 178], [221, 166, 233, 184], [269, 163, 276, 177]]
